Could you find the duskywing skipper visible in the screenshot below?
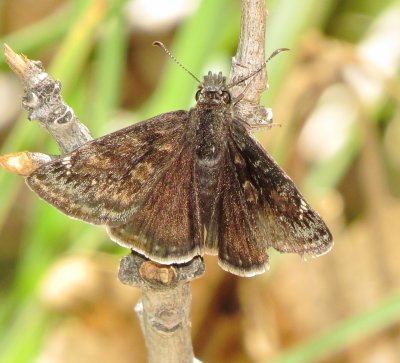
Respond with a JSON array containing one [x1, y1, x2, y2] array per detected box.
[[26, 42, 333, 277]]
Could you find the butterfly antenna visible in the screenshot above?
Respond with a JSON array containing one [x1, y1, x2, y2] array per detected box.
[[153, 41, 201, 84], [227, 47, 290, 88]]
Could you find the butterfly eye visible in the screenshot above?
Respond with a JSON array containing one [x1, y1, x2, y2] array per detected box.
[[195, 90, 201, 101], [222, 91, 231, 104]]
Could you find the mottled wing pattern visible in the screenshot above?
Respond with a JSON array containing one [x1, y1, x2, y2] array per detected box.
[[107, 144, 203, 264], [230, 119, 333, 258], [205, 147, 269, 277], [27, 111, 189, 225]]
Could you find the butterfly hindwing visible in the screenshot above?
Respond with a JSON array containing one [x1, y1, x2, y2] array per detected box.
[[205, 142, 269, 277], [205, 119, 332, 276], [26, 111, 189, 225]]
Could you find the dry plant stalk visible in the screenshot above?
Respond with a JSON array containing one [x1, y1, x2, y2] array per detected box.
[[2, 0, 268, 361]]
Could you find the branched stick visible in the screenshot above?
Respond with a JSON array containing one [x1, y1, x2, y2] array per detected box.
[[2, 1, 267, 362], [230, 0, 271, 128], [3, 44, 92, 154]]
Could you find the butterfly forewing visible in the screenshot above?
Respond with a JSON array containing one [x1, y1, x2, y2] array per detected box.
[[107, 143, 204, 264], [231, 119, 333, 257], [27, 111, 189, 225]]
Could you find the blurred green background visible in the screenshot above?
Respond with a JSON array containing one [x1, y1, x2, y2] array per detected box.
[[0, 0, 400, 362]]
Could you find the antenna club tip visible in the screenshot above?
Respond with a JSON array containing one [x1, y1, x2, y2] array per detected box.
[[265, 47, 291, 63], [273, 48, 290, 56], [152, 41, 163, 47]]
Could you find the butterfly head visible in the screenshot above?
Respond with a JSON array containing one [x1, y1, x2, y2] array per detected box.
[[153, 41, 289, 109], [195, 71, 231, 105]]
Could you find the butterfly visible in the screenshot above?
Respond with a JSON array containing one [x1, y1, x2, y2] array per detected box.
[[25, 44, 333, 277]]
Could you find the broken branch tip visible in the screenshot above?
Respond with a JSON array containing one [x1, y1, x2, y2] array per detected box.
[[3, 43, 30, 76]]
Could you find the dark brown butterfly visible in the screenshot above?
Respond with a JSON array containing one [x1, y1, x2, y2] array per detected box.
[[26, 46, 333, 277]]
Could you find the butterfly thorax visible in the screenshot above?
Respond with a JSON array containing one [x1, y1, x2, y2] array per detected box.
[[191, 71, 232, 162]]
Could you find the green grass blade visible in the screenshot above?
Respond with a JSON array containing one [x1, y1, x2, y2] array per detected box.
[[141, 0, 233, 118], [90, 6, 128, 130], [267, 292, 400, 363], [0, 5, 74, 68]]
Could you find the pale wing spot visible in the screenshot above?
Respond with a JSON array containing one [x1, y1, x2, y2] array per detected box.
[[130, 162, 155, 182], [86, 155, 113, 169], [158, 143, 174, 152], [300, 199, 308, 211], [243, 181, 259, 203], [233, 153, 245, 166], [79, 204, 94, 214]]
